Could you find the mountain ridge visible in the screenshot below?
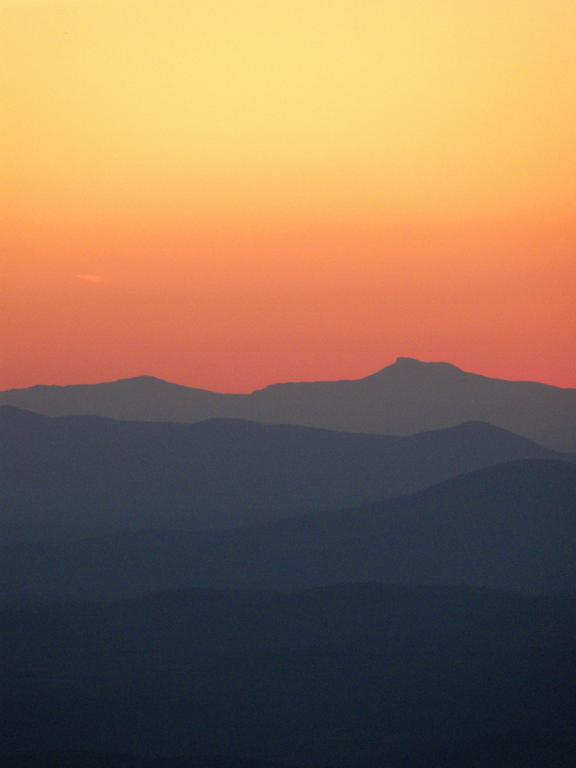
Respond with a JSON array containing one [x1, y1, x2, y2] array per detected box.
[[4, 357, 574, 393], [0, 406, 565, 545], [2, 357, 574, 450], [3, 458, 575, 600]]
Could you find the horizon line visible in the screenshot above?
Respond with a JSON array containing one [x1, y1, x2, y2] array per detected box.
[[1, 356, 573, 395]]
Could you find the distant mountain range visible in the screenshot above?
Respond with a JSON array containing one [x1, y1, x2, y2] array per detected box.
[[0, 406, 565, 545], [4, 458, 575, 600], [4, 358, 576, 767], [2, 357, 576, 450]]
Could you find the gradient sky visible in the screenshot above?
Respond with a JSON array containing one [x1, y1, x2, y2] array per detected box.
[[2, 0, 575, 391]]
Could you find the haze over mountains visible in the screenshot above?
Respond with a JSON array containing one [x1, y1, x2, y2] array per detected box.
[[3, 458, 575, 601], [2, 357, 576, 450], [0, 406, 565, 545], [3, 357, 576, 767]]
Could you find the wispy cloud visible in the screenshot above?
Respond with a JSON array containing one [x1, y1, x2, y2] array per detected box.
[[75, 274, 103, 284]]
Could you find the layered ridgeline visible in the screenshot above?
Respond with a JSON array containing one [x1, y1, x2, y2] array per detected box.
[[3, 459, 576, 600], [3, 363, 576, 767], [0, 406, 565, 544], [2, 357, 576, 450]]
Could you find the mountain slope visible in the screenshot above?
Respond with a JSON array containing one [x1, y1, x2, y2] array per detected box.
[[2, 358, 575, 448], [0, 407, 560, 544], [3, 459, 575, 600], [2, 585, 575, 765]]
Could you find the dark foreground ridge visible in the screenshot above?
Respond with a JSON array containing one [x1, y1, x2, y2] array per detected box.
[[2, 584, 575, 766], [3, 743, 576, 768], [0, 754, 298, 768]]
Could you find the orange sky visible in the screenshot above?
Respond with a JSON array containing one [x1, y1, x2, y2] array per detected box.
[[1, 0, 575, 391]]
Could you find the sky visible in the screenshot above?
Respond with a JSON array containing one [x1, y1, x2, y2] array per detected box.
[[1, 0, 575, 391]]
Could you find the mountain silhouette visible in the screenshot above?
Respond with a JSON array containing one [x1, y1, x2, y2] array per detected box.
[[4, 458, 575, 600], [4, 362, 575, 766], [0, 406, 563, 545], [1, 358, 575, 449]]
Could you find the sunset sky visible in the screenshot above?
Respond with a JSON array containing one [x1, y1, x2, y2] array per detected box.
[[2, 0, 575, 391]]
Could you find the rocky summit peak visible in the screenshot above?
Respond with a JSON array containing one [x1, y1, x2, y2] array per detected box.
[[394, 356, 424, 366], [362, 357, 464, 381], [393, 357, 461, 371]]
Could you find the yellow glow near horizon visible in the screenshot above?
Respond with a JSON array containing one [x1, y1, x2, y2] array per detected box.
[[2, 0, 576, 225]]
